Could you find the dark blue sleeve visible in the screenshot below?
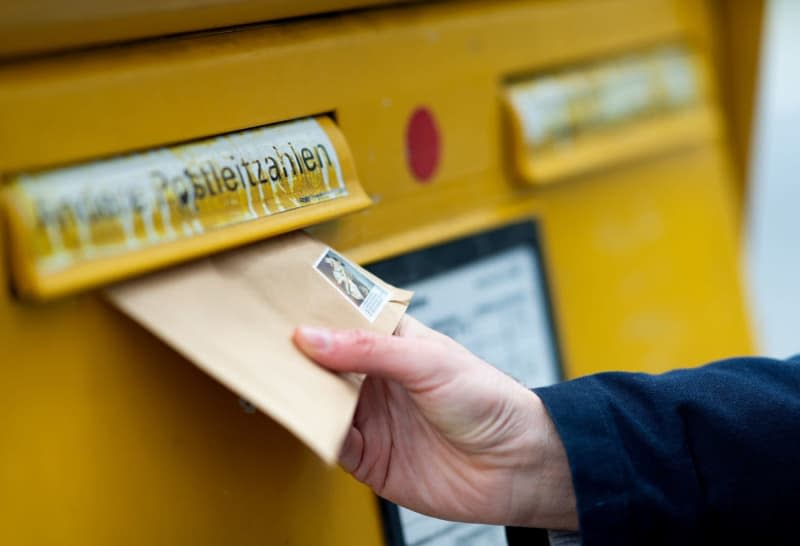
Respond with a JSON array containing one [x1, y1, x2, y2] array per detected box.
[[529, 356, 800, 546]]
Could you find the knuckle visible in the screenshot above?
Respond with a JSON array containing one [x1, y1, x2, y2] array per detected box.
[[342, 330, 379, 361]]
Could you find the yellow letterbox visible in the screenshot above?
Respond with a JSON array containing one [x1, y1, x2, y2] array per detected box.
[[0, 1, 755, 544]]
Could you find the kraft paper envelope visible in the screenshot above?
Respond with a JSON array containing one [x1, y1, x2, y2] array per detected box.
[[107, 231, 412, 463]]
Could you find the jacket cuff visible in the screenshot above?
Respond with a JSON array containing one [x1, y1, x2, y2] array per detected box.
[[532, 379, 632, 546]]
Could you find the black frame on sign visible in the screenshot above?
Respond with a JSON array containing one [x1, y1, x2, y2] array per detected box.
[[365, 219, 565, 546]]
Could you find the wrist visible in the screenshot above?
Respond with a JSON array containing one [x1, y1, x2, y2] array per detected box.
[[510, 388, 578, 530]]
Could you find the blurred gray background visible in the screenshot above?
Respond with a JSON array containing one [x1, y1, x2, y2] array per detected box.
[[746, 0, 800, 358]]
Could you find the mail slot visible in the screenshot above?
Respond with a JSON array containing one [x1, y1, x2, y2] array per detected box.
[[504, 45, 716, 184], [0, 0, 759, 545], [4, 115, 369, 299]]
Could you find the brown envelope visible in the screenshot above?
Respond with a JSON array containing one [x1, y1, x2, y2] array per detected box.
[[107, 231, 412, 463]]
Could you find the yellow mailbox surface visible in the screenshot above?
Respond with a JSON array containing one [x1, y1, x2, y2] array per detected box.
[[0, 0, 416, 58], [0, 0, 752, 544]]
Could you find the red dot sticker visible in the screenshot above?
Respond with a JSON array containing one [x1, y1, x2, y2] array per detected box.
[[405, 107, 441, 182]]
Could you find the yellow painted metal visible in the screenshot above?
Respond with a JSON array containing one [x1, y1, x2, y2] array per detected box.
[[711, 0, 766, 205], [0, 0, 753, 544], [0, 0, 414, 59], [672, 0, 765, 213]]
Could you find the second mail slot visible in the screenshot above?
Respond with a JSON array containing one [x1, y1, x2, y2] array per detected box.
[[4, 115, 370, 299], [504, 46, 713, 185]]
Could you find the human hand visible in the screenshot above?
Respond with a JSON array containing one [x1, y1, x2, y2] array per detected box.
[[293, 317, 577, 530]]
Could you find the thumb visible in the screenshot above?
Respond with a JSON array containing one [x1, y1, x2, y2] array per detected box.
[[292, 325, 453, 389]]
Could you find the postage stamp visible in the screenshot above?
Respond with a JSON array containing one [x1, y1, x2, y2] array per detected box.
[[313, 247, 390, 321]]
